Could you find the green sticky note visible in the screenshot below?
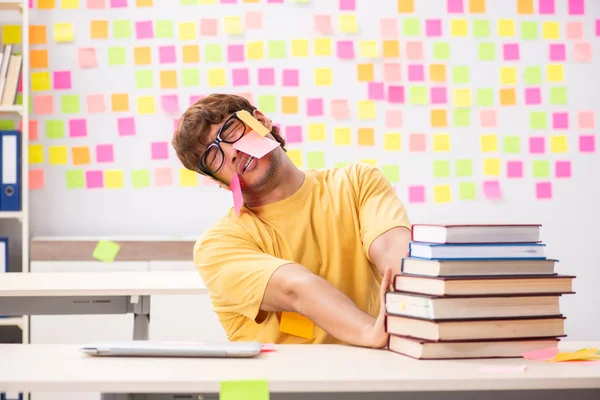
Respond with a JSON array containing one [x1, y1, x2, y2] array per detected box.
[[473, 20, 490, 38], [403, 18, 420, 36], [135, 70, 154, 89], [533, 160, 549, 178], [268, 40, 286, 59], [258, 94, 277, 113], [182, 68, 200, 87], [521, 21, 538, 40], [550, 87, 567, 105], [433, 42, 450, 60], [503, 136, 521, 153], [61, 95, 80, 114], [476, 89, 494, 106], [307, 151, 325, 169], [180, 0, 197, 5], [112, 20, 132, 38], [452, 66, 469, 84], [155, 20, 174, 38], [0, 120, 15, 130], [92, 240, 121, 263], [530, 111, 547, 129], [205, 44, 223, 62], [131, 169, 151, 188], [65, 169, 85, 189], [455, 159, 473, 177], [409, 86, 428, 105], [334, 162, 350, 168], [382, 165, 400, 183], [459, 182, 476, 200], [453, 109, 471, 127], [108, 47, 126, 65], [46, 120, 65, 139], [524, 66, 542, 85], [220, 380, 269, 400], [433, 160, 451, 178], [478, 43, 495, 60], [15, 93, 22, 105]]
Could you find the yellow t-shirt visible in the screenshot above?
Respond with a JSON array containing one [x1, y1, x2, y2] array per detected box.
[[193, 162, 411, 344]]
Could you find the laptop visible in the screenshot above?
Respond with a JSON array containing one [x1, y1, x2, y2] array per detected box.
[[79, 340, 265, 358]]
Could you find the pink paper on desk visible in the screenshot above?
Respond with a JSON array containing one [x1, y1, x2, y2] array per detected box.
[[522, 347, 559, 361], [230, 173, 243, 217], [233, 130, 280, 159]]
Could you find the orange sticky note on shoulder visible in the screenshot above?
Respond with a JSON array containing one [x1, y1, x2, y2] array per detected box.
[[237, 110, 270, 137], [279, 312, 314, 339]]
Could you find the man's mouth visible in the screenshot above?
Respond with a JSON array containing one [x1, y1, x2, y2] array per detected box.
[[242, 157, 255, 173]]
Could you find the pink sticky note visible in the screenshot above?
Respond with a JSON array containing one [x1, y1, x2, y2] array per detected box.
[[479, 365, 526, 373], [408, 185, 425, 203], [596, 20, 600, 36], [503, 43, 519, 61], [161, 95, 179, 114], [233, 131, 280, 159], [480, 110, 497, 128], [245, 11, 262, 30], [566, 22, 583, 40], [258, 68, 275, 86], [579, 135, 595, 152], [431, 87, 447, 104], [228, 44, 245, 62], [339, 0, 355, 10], [549, 44, 566, 61], [332, 99, 350, 120], [507, 161, 523, 178], [29, 169, 45, 190], [136, 21, 153, 39], [409, 133, 426, 152], [86, 170, 104, 189], [555, 161, 571, 178], [553, 112, 569, 129], [408, 65, 424, 82], [158, 46, 176, 64], [388, 86, 404, 103], [154, 166, 173, 187], [230, 173, 243, 217], [96, 144, 114, 163], [406, 41, 424, 60], [200, 19, 218, 36], [53, 71, 71, 90], [426, 20, 442, 37], [337, 40, 354, 59], [447, 0, 463, 13], [306, 98, 324, 116], [282, 69, 299, 86], [383, 63, 401, 81], [232, 68, 249, 86], [578, 111, 595, 129], [285, 126, 303, 143], [118, 117, 135, 136], [525, 88, 541, 105], [539, 0, 554, 14], [573, 42, 592, 62], [536, 182, 553, 200], [221, 0, 237, 3], [314, 15, 332, 35], [110, 0, 126, 7], [483, 181, 502, 199], [78, 48, 97, 68], [529, 137, 545, 154], [568, 0, 584, 15], [368, 82, 385, 100], [380, 18, 398, 38], [87, 0, 105, 9], [34, 95, 54, 114], [386, 109, 402, 128], [87, 94, 105, 113], [29, 120, 39, 141], [151, 142, 169, 160], [69, 119, 87, 137]]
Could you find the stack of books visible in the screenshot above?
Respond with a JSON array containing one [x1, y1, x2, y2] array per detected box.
[[385, 224, 575, 360]]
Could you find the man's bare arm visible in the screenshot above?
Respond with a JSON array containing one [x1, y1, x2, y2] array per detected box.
[[368, 226, 411, 277]]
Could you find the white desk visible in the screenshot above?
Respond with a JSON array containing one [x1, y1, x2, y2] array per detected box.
[[0, 272, 207, 340], [0, 342, 599, 400]]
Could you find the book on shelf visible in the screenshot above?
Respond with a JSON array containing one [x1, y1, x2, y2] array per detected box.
[[0, 44, 22, 107], [411, 224, 542, 244]]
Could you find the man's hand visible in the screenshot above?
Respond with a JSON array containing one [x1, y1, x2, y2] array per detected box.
[[360, 265, 393, 349]]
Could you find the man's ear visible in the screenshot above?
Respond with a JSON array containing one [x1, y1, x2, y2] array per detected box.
[[252, 109, 273, 132]]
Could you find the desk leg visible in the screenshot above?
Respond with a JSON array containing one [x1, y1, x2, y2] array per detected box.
[[131, 295, 150, 341]]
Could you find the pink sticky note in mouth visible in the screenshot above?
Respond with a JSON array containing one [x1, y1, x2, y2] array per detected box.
[[230, 173, 243, 217], [233, 130, 280, 159]]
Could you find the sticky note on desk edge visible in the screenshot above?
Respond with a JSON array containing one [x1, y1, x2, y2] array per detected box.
[[220, 379, 269, 400], [92, 239, 121, 262], [279, 311, 314, 339], [237, 109, 270, 137]]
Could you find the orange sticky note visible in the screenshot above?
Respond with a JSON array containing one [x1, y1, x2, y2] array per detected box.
[[237, 109, 269, 136], [280, 312, 314, 339]]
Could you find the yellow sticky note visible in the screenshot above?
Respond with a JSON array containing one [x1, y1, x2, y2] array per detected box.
[[179, 169, 198, 187], [29, 144, 44, 164], [382, 40, 400, 58], [431, 110, 448, 127], [287, 149, 303, 167], [359, 40, 379, 58], [480, 134, 498, 152], [430, 64, 446, 82], [498, 19, 515, 37], [451, 19, 468, 36], [314, 38, 331, 56], [237, 110, 269, 137], [48, 145, 68, 165], [182, 45, 200, 63], [105, 170, 124, 189], [334, 127, 351, 145], [90, 20, 108, 39], [550, 135, 568, 153], [31, 72, 51, 91], [358, 100, 376, 120], [281, 96, 298, 114], [291, 39, 309, 57], [134, 46, 152, 65], [397, 0, 414, 12], [500, 67, 517, 85], [384, 133, 401, 151], [499, 88, 516, 106], [137, 96, 156, 115], [357, 63, 374, 81], [207, 68, 226, 87], [360, 159, 378, 166], [551, 348, 598, 362], [543, 21, 559, 40], [223, 16, 243, 34], [178, 22, 197, 40], [111, 93, 129, 112], [2, 25, 21, 45], [454, 89, 472, 107], [315, 68, 332, 86], [546, 64, 564, 82], [160, 70, 177, 89], [92, 240, 120, 262], [54, 23, 74, 42], [433, 134, 451, 152], [280, 312, 314, 339], [308, 123, 326, 141], [434, 185, 451, 203], [483, 158, 500, 176], [339, 14, 358, 33], [247, 41, 264, 59], [61, 0, 79, 8]]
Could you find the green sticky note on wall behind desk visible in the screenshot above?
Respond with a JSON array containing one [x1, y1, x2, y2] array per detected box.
[[92, 240, 121, 262], [221, 379, 269, 400]]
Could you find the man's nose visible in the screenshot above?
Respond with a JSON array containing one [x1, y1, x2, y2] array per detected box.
[[221, 143, 239, 165]]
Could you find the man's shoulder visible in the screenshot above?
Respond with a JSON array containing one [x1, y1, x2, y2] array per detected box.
[[194, 212, 252, 251], [313, 162, 378, 186]]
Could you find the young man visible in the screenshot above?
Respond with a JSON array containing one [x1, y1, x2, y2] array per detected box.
[[172, 93, 412, 348]]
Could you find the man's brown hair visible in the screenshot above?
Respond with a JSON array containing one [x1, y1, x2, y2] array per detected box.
[[172, 93, 286, 173]]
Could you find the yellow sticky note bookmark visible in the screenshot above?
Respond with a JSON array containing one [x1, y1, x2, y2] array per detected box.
[[279, 311, 314, 339], [237, 109, 269, 137], [92, 240, 121, 263]]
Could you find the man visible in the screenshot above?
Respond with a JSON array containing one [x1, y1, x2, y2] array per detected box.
[[172, 93, 412, 348]]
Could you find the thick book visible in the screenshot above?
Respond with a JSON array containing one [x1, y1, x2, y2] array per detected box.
[[409, 242, 546, 260], [392, 274, 575, 296], [385, 291, 562, 320], [411, 224, 542, 244], [400, 257, 557, 277], [388, 335, 561, 360], [385, 314, 565, 341]]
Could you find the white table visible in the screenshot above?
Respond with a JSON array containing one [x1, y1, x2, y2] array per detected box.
[[0, 271, 207, 340], [0, 342, 599, 400]]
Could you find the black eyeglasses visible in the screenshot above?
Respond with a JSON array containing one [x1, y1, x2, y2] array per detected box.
[[196, 111, 249, 176]]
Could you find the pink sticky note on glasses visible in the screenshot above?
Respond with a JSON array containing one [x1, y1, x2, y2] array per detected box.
[[233, 130, 280, 159], [230, 173, 243, 217]]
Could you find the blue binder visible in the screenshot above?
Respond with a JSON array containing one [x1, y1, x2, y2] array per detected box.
[[0, 130, 21, 211], [0, 236, 6, 319]]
